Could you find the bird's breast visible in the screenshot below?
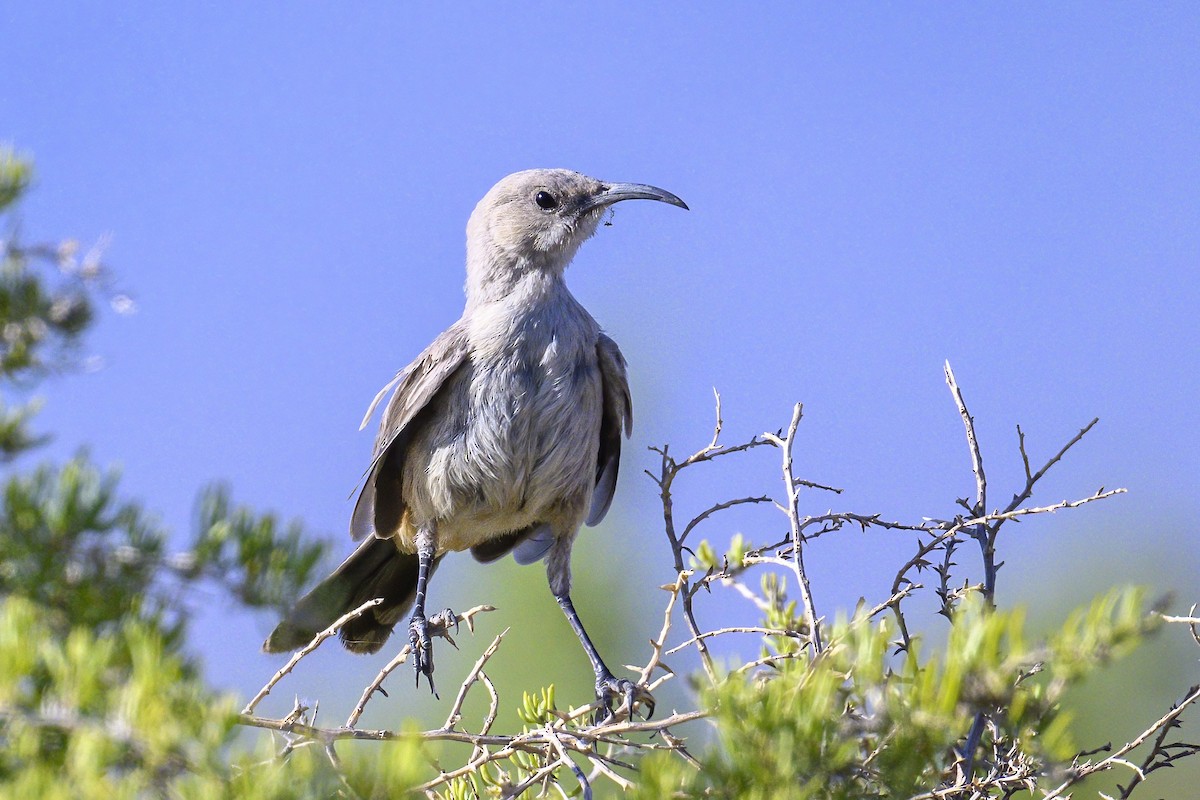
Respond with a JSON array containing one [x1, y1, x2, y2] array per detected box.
[[406, 299, 603, 549], [469, 324, 601, 504]]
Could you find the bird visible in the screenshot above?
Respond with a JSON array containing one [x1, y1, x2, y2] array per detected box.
[[264, 168, 687, 719]]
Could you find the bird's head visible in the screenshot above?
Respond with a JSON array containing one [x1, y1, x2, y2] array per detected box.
[[465, 169, 687, 300]]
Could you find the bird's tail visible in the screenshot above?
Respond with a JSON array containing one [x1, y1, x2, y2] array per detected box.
[[263, 536, 439, 655]]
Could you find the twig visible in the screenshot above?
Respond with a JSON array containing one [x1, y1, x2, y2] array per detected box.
[[666, 625, 804, 656], [243, 598, 383, 715], [652, 389, 767, 685], [545, 724, 594, 799], [762, 402, 823, 654], [1042, 683, 1200, 799], [1163, 605, 1200, 647], [944, 361, 986, 523], [440, 628, 508, 731], [638, 573, 684, 686], [679, 495, 772, 545]]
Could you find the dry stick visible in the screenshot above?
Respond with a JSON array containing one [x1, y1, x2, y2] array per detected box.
[[887, 496, 1122, 624], [798, 511, 926, 539], [944, 361, 987, 529], [242, 598, 383, 715], [862, 586, 920, 621], [943, 363, 1113, 793], [545, 724, 595, 799], [653, 447, 717, 686], [477, 673, 500, 736], [416, 742, 522, 792], [585, 754, 636, 791], [666, 626, 804, 655], [588, 710, 708, 736], [637, 573, 684, 686], [945, 361, 994, 792], [721, 575, 774, 614], [440, 628, 508, 731], [410, 705, 707, 794], [505, 760, 570, 800], [944, 361, 995, 609], [762, 402, 824, 655], [679, 495, 772, 545], [730, 651, 809, 675], [650, 390, 767, 685], [886, 488, 1124, 651], [1162, 605, 1200, 647], [1008, 417, 1100, 516], [1115, 719, 1173, 799], [241, 707, 708, 772], [1041, 683, 1200, 800]]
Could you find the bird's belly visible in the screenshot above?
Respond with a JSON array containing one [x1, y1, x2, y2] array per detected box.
[[403, 345, 601, 552]]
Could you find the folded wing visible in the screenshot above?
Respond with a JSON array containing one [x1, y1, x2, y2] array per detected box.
[[350, 319, 471, 541], [587, 333, 633, 527]]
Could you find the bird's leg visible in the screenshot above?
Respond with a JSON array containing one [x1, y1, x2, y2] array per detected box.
[[554, 591, 654, 724], [409, 526, 453, 695]]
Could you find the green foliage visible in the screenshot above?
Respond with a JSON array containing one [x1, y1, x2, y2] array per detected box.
[[0, 596, 239, 797], [0, 148, 32, 212], [0, 149, 94, 386], [516, 685, 558, 726], [0, 596, 432, 798], [635, 588, 1158, 799], [0, 455, 173, 642], [0, 455, 327, 654], [0, 147, 341, 797], [190, 484, 326, 609]]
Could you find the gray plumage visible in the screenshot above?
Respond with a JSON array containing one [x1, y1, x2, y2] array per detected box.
[[265, 169, 685, 716]]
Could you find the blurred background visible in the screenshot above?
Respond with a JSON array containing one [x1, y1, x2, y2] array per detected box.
[[3, 4, 1197, 793]]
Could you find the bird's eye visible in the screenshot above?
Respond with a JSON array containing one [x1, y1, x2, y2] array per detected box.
[[535, 191, 558, 210]]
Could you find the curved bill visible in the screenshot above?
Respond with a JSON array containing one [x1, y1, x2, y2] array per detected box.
[[580, 182, 689, 213]]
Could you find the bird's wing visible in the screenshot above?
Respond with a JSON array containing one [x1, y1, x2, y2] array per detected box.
[[587, 333, 633, 526], [350, 319, 471, 541]]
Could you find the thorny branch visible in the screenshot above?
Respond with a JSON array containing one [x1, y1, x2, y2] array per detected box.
[[646, 387, 771, 686], [237, 368, 1198, 798], [761, 402, 824, 655]]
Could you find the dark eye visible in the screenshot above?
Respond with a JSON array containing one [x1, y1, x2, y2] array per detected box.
[[535, 190, 558, 210]]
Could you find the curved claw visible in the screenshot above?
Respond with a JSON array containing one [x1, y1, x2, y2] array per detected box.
[[408, 614, 437, 696], [428, 607, 461, 646], [594, 676, 655, 725], [409, 607, 458, 697]]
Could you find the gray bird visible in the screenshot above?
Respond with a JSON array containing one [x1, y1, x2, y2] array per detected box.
[[265, 168, 687, 718]]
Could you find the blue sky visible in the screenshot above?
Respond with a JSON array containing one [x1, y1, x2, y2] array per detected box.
[[3, 3, 1198, 750]]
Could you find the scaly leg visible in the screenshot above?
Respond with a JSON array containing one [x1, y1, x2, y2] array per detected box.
[[408, 526, 454, 695], [554, 591, 655, 724]]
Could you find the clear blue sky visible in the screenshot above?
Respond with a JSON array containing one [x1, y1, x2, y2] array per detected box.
[[3, 2, 1197, 742]]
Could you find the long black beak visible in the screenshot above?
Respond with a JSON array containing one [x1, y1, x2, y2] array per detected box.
[[580, 182, 689, 213]]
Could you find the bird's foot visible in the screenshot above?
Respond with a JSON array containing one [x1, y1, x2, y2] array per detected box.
[[593, 674, 655, 726], [409, 607, 457, 696]]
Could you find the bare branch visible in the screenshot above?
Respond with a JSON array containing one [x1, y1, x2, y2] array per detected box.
[[944, 360, 986, 517], [679, 495, 772, 545], [666, 626, 804, 656], [243, 598, 383, 716], [761, 402, 824, 654], [440, 628, 508, 731], [1042, 683, 1200, 799]]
